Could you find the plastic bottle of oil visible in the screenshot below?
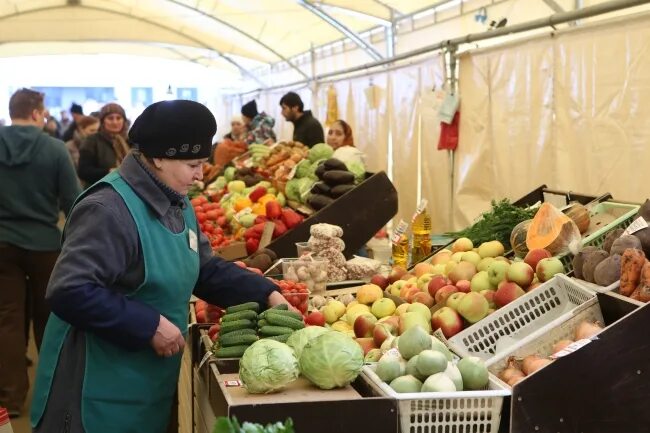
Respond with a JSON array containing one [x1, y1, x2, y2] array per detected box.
[[411, 200, 432, 264], [391, 219, 409, 267]]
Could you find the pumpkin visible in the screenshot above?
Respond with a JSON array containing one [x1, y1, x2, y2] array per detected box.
[[564, 203, 590, 234], [526, 203, 582, 255], [511, 219, 532, 258]]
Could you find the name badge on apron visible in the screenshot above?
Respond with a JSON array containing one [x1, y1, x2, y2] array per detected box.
[[189, 229, 198, 252]]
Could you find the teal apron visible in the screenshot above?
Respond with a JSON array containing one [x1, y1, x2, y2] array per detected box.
[[31, 171, 199, 433]]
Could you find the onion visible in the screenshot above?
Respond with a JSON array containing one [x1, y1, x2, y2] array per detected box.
[[507, 375, 525, 387], [552, 339, 574, 354], [522, 355, 553, 375], [499, 357, 525, 383], [574, 321, 603, 340]]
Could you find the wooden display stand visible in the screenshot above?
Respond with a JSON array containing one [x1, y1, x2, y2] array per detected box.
[[266, 171, 398, 259], [508, 292, 646, 433]]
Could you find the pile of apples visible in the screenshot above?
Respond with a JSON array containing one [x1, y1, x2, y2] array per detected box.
[[369, 237, 565, 339]]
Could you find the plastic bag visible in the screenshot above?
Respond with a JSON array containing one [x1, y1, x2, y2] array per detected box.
[[345, 256, 382, 280], [526, 203, 582, 255]]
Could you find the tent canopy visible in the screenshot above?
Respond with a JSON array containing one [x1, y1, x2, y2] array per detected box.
[[0, 0, 441, 67]]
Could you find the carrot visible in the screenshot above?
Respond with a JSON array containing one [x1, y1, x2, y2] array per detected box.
[[636, 261, 650, 302], [620, 249, 646, 296]]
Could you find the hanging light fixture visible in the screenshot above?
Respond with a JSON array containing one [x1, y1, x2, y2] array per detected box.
[[166, 85, 173, 95]]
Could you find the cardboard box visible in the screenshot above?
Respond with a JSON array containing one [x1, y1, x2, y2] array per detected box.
[[213, 242, 247, 261]]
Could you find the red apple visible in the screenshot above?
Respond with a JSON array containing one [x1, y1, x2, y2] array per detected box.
[[494, 281, 526, 308], [435, 285, 459, 305], [400, 273, 416, 281], [370, 274, 389, 289], [353, 314, 377, 338], [373, 323, 395, 347], [428, 275, 449, 298], [388, 266, 407, 283], [412, 291, 434, 307], [524, 249, 552, 271], [456, 280, 471, 293], [355, 337, 378, 355], [305, 311, 326, 326], [431, 307, 464, 338]]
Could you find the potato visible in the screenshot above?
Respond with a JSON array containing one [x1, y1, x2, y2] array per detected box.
[[581, 250, 609, 283], [572, 246, 599, 280], [602, 228, 624, 254]]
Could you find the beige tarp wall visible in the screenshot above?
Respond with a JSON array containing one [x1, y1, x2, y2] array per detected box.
[[455, 13, 650, 229]]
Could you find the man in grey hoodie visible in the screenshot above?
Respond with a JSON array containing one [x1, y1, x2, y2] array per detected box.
[[0, 88, 81, 417]]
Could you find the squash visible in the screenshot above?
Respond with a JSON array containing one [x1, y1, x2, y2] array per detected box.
[[564, 203, 590, 234], [526, 203, 582, 255], [510, 219, 532, 258]]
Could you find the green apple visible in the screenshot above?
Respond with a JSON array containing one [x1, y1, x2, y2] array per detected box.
[[470, 271, 492, 292], [487, 260, 510, 287], [461, 251, 482, 267], [417, 273, 435, 291], [407, 302, 432, 321], [477, 257, 495, 272], [452, 252, 464, 263], [478, 240, 505, 258], [446, 292, 466, 311]]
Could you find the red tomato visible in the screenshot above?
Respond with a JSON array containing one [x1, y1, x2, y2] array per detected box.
[[198, 195, 208, 204], [206, 210, 219, 220], [196, 212, 208, 223], [191, 198, 202, 206]]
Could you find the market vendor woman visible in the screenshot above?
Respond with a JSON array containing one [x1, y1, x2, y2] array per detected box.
[[31, 100, 290, 433]]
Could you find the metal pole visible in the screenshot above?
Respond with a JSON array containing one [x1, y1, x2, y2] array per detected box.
[[447, 46, 458, 230], [310, 44, 318, 119], [238, 0, 650, 95]]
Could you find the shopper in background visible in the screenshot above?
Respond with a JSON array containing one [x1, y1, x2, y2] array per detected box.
[[241, 99, 276, 144], [279, 91, 324, 147], [326, 119, 354, 149], [65, 115, 100, 169], [77, 102, 130, 187], [62, 102, 84, 142], [31, 100, 293, 433], [43, 111, 62, 139], [59, 110, 71, 132], [224, 114, 247, 142], [327, 119, 365, 166], [0, 88, 81, 418]]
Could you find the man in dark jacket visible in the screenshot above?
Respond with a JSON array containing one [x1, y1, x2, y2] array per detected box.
[[62, 102, 84, 142], [279, 92, 324, 147], [0, 88, 82, 417]]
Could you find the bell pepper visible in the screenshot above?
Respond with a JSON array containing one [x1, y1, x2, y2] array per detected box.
[[281, 209, 303, 230], [265, 201, 282, 220], [248, 186, 267, 203]]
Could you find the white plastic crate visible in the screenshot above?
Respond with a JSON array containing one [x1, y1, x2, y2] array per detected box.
[[572, 278, 646, 306], [362, 364, 509, 433], [486, 299, 604, 385], [447, 274, 595, 362]]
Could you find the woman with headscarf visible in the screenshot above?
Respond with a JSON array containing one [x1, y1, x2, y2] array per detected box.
[[327, 119, 365, 165], [77, 103, 130, 187]]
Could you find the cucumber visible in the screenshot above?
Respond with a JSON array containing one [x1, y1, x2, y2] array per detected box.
[[220, 333, 259, 347], [263, 309, 303, 321], [219, 319, 256, 335], [217, 328, 257, 338], [266, 312, 305, 330], [264, 334, 290, 343], [257, 319, 269, 328], [213, 345, 250, 358], [259, 326, 294, 336], [226, 302, 260, 314], [221, 310, 258, 323], [271, 304, 289, 311]]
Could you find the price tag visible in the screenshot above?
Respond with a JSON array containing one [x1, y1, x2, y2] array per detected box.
[[432, 329, 452, 348], [391, 220, 408, 245], [384, 348, 401, 358], [224, 380, 242, 387], [624, 217, 649, 235], [550, 338, 593, 359], [287, 164, 298, 181]]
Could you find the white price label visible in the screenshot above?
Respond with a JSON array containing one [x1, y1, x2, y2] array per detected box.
[[224, 380, 242, 387], [287, 163, 298, 181], [385, 348, 401, 358], [550, 338, 593, 359], [411, 199, 429, 222], [391, 220, 409, 245], [624, 217, 648, 236], [432, 329, 452, 348]]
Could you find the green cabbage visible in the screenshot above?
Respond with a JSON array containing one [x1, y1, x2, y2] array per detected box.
[[285, 178, 315, 204], [307, 143, 333, 163], [307, 159, 324, 180], [299, 332, 364, 389], [286, 327, 331, 360], [239, 340, 299, 394], [346, 161, 366, 184], [294, 160, 312, 178]]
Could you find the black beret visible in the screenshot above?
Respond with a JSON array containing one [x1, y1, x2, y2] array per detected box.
[[241, 100, 258, 119], [129, 100, 217, 159]]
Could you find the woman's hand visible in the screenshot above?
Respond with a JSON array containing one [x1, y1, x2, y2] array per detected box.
[[267, 290, 301, 314], [151, 315, 185, 357]]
